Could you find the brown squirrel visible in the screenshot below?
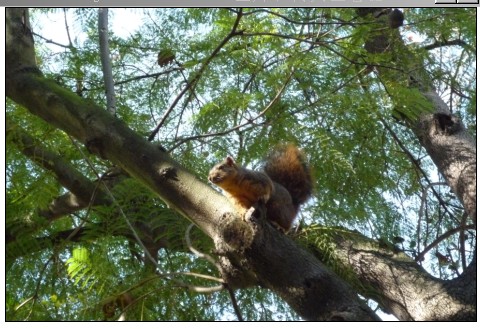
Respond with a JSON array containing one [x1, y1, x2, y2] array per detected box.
[[208, 144, 313, 231]]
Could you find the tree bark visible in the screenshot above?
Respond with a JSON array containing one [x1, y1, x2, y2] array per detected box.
[[312, 227, 476, 320]]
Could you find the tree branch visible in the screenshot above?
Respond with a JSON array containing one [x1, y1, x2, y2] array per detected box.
[[299, 226, 476, 320], [98, 8, 116, 116], [6, 118, 111, 209], [424, 38, 475, 53]]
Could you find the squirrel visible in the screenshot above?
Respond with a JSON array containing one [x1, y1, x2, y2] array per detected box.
[[208, 144, 313, 232]]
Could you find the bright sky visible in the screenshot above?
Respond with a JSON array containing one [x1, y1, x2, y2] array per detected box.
[[32, 8, 144, 45]]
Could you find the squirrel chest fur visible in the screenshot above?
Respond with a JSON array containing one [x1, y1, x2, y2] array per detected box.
[[208, 144, 312, 232]]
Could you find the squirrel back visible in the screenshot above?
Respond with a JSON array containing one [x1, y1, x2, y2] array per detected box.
[[208, 144, 313, 231]]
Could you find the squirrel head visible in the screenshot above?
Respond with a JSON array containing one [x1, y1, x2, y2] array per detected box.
[[208, 156, 239, 186]]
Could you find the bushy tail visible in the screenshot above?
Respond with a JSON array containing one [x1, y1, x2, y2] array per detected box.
[[264, 144, 313, 208]]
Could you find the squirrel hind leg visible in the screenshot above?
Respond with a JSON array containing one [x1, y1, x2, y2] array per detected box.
[[245, 203, 288, 233]]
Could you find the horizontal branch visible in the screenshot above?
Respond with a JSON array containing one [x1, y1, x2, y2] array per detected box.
[[7, 118, 112, 213], [424, 39, 475, 52], [299, 226, 476, 320]]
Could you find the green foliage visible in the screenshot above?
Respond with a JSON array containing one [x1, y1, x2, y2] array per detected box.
[[7, 8, 476, 320], [66, 247, 97, 289]]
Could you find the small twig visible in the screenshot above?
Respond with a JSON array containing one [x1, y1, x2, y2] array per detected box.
[[68, 137, 163, 273], [169, 68, 295, 151], [415, 224, 475, 263], [32, 31, 70, 49], [13, 296, 34, 312], [148, 9, 244, 141], [165, 271, 224, 283], [459, 212, 468, 272], [63, 8, 73, 47], [25, 257, 53, 320], [416, 182, 448, 255], [185, 224, 223, 273], [185, 284, 225, 293], [379, 117, 455, 220], [226, 286, 244, 321], [114, 68, 183, 86], [424, 39, 474, 53], [185, 224, 243, 319]]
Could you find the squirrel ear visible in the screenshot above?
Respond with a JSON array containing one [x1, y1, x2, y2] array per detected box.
[[226, 156, 235, 166]]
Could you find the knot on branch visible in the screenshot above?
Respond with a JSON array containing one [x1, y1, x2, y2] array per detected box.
[[358, 8, 404, 54], [86, 137, 107, 159], [217, 212, 255, 252], [433, 113, 463, 136], [212, 211, 259, 289], [158, 166, 178, 181], [388, 9, 404, 29]]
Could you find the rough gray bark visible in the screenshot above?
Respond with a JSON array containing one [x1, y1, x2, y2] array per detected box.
[[319, 228, 476, 320], [414, 95, 477, 222], [6, 8, 378, 321]]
